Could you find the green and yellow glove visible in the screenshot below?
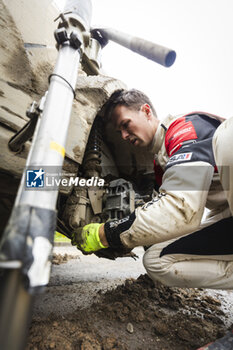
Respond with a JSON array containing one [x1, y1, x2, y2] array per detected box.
[[71, 223, 107, 253]]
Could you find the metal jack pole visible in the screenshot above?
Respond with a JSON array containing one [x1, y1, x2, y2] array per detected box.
[[91, 27, 176, 67], [0, 1, 92, 349], [0, 269, 34, 350]]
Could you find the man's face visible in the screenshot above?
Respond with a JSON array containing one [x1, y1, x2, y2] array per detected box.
[[112, 104, 157, 147]]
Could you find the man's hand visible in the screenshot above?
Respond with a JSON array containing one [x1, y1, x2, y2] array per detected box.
[[71, 223, 108, 253], [71, 222, 137, 260]]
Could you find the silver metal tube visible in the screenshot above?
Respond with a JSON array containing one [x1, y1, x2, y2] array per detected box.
[[0, 270, 33, 350], [15, 45, 81, 210], [96, 27, 176, 67]]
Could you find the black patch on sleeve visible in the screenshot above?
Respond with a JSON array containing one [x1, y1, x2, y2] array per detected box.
[[160, 216, 233, 257], [166, 114, 221, 170], [104, 212, 136, 248]]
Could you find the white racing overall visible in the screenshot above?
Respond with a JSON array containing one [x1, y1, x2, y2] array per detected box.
[[114, 112, 233, 289]]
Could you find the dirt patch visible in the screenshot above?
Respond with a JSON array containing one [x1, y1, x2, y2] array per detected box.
[[52, 253, 78, 265], [27, 274, 230, 350]]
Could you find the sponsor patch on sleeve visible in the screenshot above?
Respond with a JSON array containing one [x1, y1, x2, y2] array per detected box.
[[167, 152, 192, 164], [165, 117, 198, 157]]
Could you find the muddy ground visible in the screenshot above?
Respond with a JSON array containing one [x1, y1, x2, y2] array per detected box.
[[26, 245, 233, 350]]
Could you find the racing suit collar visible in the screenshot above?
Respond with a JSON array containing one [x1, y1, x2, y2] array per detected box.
[[149, 114, 175, 154]]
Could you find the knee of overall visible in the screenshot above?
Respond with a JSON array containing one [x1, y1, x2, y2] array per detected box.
[[143, 243, 179, 286], [142, 244, 165, 277]]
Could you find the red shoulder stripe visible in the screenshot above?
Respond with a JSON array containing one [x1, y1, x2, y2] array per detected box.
[[165, 117, 198, 157]]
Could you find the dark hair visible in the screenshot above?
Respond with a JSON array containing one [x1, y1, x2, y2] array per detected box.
[[104, 88, 157, 121]]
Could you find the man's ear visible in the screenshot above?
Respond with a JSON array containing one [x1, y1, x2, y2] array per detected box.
[[141, 104, 152, 119]]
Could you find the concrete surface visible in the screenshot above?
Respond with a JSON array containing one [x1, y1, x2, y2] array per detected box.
[[32, 245, 146, 320]]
